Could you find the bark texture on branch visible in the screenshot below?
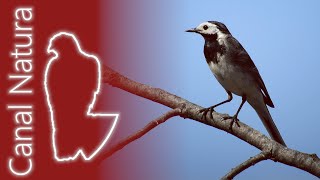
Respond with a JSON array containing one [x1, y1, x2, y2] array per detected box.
[[101, 65, 320, 178]]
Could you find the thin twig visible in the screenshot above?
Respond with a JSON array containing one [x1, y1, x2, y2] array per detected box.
[[221, 152, 271, 180], [101, 65, 320, 177], [94, 108, 181, 164]]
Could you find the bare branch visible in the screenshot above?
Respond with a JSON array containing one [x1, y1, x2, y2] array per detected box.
[[94, 108, 181, 164], [221, 151, 271, 180], [101, 65, 320, 178]]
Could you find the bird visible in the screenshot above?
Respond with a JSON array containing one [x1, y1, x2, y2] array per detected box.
[[186, 21, 286, 146]]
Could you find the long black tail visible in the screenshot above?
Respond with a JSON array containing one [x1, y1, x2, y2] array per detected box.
[[251, 101, 286, 146]]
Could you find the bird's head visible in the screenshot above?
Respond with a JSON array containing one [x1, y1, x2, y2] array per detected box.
[[186, 21, 230, 39]]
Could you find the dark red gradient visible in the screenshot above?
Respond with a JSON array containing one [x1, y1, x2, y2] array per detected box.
[[47, 35, 115, 160], [0, 0, 101, 179]]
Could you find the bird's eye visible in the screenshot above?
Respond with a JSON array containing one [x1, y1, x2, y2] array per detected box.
[[203, 25, 208, 30]]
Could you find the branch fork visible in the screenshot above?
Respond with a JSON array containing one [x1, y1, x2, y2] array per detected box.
[[98, 65, 320, 178]]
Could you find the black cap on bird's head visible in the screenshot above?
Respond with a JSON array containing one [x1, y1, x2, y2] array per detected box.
[[186, 21, 230, 38]]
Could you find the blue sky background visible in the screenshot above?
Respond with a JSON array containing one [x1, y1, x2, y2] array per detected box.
[[101, 0, 320, 179]]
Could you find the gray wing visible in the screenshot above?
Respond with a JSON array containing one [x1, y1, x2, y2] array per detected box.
[[226, 36, 274, 108]]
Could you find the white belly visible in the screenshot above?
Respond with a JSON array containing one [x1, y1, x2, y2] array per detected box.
[[208, 60, 257, 96]]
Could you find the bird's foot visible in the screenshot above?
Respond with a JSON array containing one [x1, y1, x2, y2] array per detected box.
[[199, 106, 215, 121], [222, 115, 240, 130]]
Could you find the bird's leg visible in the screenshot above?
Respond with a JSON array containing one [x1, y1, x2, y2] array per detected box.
[[223, 95, 246, 130], [199, 91, 232, 121]]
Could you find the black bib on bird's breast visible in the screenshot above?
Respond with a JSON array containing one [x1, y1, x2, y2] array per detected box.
[[203, 34, 225, 64]]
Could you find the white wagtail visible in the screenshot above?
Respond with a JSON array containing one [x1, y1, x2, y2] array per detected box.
[[186, 21, 286, 146]]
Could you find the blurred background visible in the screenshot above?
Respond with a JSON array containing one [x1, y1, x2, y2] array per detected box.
[[100, 0, 320, 179]]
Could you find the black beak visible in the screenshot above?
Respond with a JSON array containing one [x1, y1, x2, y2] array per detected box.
[[185, 28, 199, 33]]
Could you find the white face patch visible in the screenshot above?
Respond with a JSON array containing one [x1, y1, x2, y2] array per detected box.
[[196, 22, 226, 38], [196, 22, 218, 35]]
